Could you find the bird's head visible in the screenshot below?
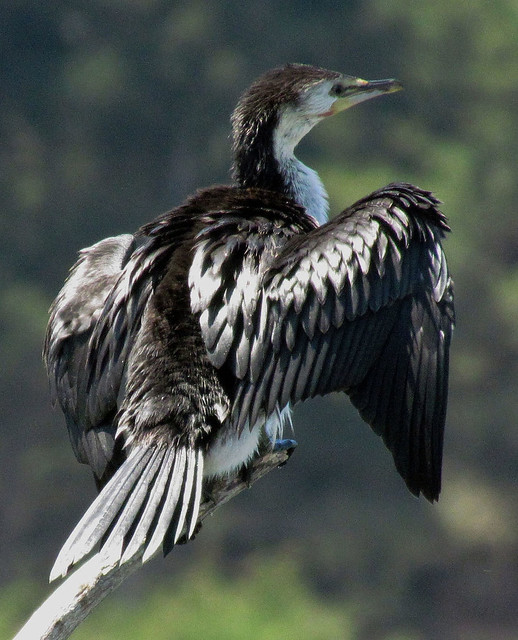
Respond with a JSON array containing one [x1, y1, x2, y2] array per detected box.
[[232, 63, 402, 157]]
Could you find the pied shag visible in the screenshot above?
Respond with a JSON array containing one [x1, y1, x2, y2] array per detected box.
[[44, 64, 454, 580]]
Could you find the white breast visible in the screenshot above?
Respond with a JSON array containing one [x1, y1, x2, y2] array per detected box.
[[203, 405, 292, 479]]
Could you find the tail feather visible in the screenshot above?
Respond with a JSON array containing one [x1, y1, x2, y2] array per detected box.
[[50, 443, 204, 582], [49, 448, 152, 581], [162, 448, 203, 556], [98, 446, 167, 564], [120, 447, 176, 564], [141, 446, 202, 562], [188, 449, 204, 538]]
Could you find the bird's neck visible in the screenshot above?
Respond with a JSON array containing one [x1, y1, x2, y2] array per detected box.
[[232, 114, 329, 226], [274, 151, 329, 227]]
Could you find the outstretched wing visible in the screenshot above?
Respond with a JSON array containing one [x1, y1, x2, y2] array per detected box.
[[191, 183, 454, 501]]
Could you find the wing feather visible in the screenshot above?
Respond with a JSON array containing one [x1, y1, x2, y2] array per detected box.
[[192, 183, 454, 501], [43, 234, 137, 475]]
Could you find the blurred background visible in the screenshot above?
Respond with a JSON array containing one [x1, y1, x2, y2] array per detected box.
[[2, 1, 518, 639]]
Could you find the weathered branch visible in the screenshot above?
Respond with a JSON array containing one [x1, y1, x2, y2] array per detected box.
[[13, 446, 293, 640]]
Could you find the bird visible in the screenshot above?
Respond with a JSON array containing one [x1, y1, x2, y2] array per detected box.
[[44, 63, 454, 581]]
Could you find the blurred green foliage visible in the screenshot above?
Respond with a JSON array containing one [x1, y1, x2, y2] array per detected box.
[[2, 1, 518, 639], [5, 557, 359, 640]]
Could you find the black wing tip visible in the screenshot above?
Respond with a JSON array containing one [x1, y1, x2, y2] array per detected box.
[[390, 419, 444, 504], [404, 472, 441, 503]]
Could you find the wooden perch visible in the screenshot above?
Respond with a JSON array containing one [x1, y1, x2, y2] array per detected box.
[[13, 446, 294, 640]]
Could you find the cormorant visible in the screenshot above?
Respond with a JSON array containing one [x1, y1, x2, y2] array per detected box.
[[44, 64, 454, 581]]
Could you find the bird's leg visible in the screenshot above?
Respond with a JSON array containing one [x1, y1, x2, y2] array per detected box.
[[175, 521, 203, 545], [239, 462, 254, 487], [201, 477, 221, 507]]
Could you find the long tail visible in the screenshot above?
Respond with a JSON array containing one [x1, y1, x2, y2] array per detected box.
[[50, 443, 204, 581]]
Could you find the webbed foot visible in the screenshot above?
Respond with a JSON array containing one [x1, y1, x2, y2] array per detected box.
[[273, 438, 297, 466]]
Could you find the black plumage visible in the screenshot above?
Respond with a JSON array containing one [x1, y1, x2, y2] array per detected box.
[[44, 64, 454, 580]]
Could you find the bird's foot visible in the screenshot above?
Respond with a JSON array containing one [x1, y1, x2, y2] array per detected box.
[[239, 439, 298, 485], [273, 438, 297, 466]]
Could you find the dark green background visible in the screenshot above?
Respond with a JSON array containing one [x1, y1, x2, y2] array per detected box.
[[2, 2, 517, 638]]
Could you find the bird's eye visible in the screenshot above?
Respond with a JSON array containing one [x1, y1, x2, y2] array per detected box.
[[330, 83, 347, 97]]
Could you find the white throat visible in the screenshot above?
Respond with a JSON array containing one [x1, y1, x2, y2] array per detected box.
[[273, 109, 329, 226]]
